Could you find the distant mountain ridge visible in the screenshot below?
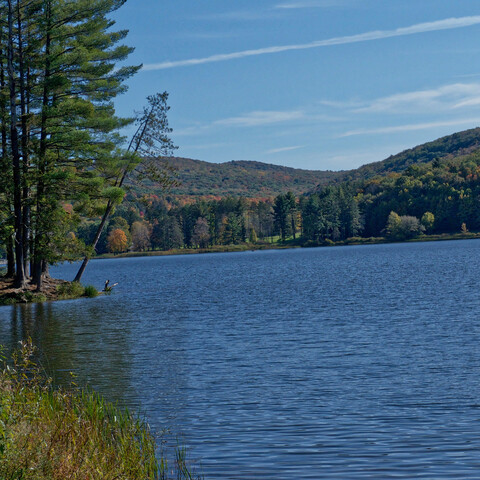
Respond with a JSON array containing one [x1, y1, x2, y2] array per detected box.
[[148, 127, 480, 198], [162, 157, 341, 198], [338, 127, 480, 183]]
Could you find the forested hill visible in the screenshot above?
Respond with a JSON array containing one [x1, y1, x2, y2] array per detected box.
[[155, 157, 342, 198], [145, 127, 480, 199], [338, 127, 480, 183]]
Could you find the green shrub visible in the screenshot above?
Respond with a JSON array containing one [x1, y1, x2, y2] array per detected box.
[[83, 285, 98, 298], [57, 281, 85, 299], [0, 296, 17, 306], [345, 236, 364, 244], [0, 291, 47, 305], [31, 293, 47, 303], [302, 239, 321, 248]]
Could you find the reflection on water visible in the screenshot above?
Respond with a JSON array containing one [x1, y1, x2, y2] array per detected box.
[[0, 300, 137, 407], [7, 303, 76, 385], [1, 241, 480, 478]]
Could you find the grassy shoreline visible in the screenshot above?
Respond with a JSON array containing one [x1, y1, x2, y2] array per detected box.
[[0, 341, 200, 479], [1, 231, 478, 305], [0, 278, 99, 306], [95, 241, 294, 259], [93, 231, 480, 260]]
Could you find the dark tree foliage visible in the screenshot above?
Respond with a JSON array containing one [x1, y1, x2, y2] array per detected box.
[[273, 194, 292, 242], [358, 153, 480, 237], [0, 0, 139, 289], [151, 216, 183, 250], [300, 187, 361, 243]]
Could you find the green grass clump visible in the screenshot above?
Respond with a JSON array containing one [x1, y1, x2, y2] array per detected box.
[[0, 341, 201, 480], [0, 291, 47, 305], [83, 285, 98, 298], [0, 296, 18, 306], [56, 281, 85, 299], [57, 282, 100, 299]]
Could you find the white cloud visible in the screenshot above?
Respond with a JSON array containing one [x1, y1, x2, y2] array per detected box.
[[214, 110, 305, 127], [172, 110, 307, 138], [354, 83, 480, 113], [195, 10, 273, 22], [320, 99, 364, 109], [266, 145, 304, 154], [275, 0, 352, 9], [173, 124, 211, 137], [340, 118, 480, 137], [143, 16, 480, 71]]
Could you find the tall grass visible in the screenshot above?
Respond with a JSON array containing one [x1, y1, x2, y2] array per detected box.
[[56, 280, 86, 299], [83, 284, 99, 297], [0, 341, 202, 479]]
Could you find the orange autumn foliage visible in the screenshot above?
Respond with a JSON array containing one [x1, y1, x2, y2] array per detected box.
[[107, 228, 128, 253]]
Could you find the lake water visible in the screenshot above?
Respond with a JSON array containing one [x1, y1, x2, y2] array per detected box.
[[2, 240, 480, 478]]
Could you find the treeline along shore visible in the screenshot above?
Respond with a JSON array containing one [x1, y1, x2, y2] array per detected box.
[[76, 147, 480, 256]]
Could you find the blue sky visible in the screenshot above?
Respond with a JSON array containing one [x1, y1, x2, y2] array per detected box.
[[112, 1, 480, 171]]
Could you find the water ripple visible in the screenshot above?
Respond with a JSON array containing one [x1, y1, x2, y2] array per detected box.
[[1, 240, 480, 478]]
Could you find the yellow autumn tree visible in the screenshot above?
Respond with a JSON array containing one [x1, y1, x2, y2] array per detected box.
[[107, 229, 128, 254]]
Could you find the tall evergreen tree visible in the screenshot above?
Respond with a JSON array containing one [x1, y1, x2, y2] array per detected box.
[[1, 0, 139, 290], [273, 193, 291, 241], [285, 191, 297, 240]]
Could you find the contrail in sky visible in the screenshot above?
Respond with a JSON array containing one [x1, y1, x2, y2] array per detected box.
[[143, 16, 480, 71]]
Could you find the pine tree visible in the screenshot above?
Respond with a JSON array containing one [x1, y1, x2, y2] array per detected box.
[[1, 0, 139, 290], [285, 191, 297, 240], [273, 194, 291, 242]]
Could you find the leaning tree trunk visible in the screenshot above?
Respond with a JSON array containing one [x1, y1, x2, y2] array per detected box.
[[73, 108, 153, 283], [73, 200, 114, 282]]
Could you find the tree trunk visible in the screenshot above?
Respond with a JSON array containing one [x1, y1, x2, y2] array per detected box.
[[42, 260, 49, 278], [73, 108, 153, 282], [6, 237, 15, 278], [33, 260, 42, 291], [7, 0, 26, 288], [0, 32, 13, 279], [73, 200, 114, 282], [17, 0, 30, 276], [0, 30, 7, 160], [34, 1, 51, 291]]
